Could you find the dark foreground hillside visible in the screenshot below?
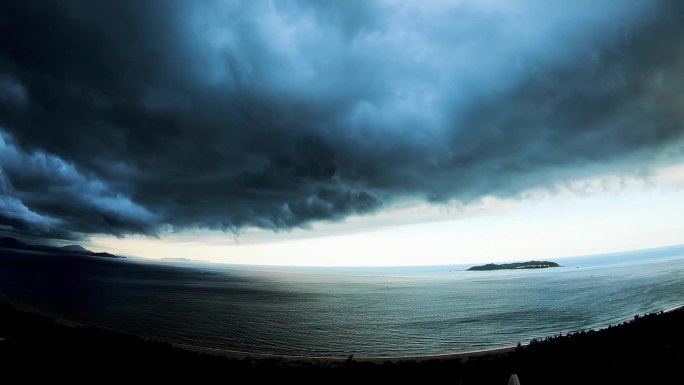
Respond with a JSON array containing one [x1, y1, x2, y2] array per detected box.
[[1, 301, 682, 385]]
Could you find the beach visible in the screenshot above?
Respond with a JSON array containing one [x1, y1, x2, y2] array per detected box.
[[2, 301, 683, 384]]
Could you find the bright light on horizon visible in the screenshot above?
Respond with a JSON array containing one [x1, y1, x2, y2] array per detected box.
[[87, 163, 684, 267]]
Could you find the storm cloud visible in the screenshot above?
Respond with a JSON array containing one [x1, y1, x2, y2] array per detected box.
[[1, 0, 683, 240]]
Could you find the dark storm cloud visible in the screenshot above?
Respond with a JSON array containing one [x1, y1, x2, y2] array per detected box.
[[0, 0, 683, 239], [0, 133, 157, 239]]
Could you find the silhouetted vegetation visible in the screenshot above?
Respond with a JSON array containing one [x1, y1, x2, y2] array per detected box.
[[1, 301, 682, 384]]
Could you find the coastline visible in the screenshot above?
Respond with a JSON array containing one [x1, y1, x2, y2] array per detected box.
[[1, 293, 518, 362], [3, 299, 684, 384], [164, 302, 684, 362], [2, 293, 681, 363], [170, 341, 518, 363], [0, 295, 518, 362]]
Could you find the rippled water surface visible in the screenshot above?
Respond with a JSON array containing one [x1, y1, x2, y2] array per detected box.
[[1, 245, 684, 358]]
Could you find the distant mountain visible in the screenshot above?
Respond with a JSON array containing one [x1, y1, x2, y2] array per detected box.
[[60, 245, 89, 253], [0, 237, 30, 249], [0, 237, 124, 259], [90, 252, 120, 259], [467, 261, 560, 271], [160, 257, 205, 263]]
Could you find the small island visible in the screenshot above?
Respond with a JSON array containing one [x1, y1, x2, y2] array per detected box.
[[467, 260, 560, 271]]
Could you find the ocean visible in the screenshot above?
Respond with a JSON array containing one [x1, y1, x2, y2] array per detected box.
[[1, 245, 684, 358]]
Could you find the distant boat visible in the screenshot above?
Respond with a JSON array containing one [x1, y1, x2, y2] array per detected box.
[[508, 373, 520, 385]]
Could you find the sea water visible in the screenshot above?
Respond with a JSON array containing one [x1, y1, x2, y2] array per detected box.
[[1, 244, 683, 358]]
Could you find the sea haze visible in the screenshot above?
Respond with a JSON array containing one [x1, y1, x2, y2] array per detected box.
[[1, 246, 684, 358]]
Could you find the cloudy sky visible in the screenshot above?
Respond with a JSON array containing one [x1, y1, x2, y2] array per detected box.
[[1, 0, 684, 265]]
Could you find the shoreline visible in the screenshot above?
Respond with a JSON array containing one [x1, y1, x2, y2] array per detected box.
[[5, 298, 684, 384], [170, 341, 518, 362], [3, 294, 681, 363], [0, 295, 517, 362], [172, 301, 684, 362]]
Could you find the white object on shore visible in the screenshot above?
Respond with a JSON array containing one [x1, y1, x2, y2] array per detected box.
[[508, 373, 520, 385]]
